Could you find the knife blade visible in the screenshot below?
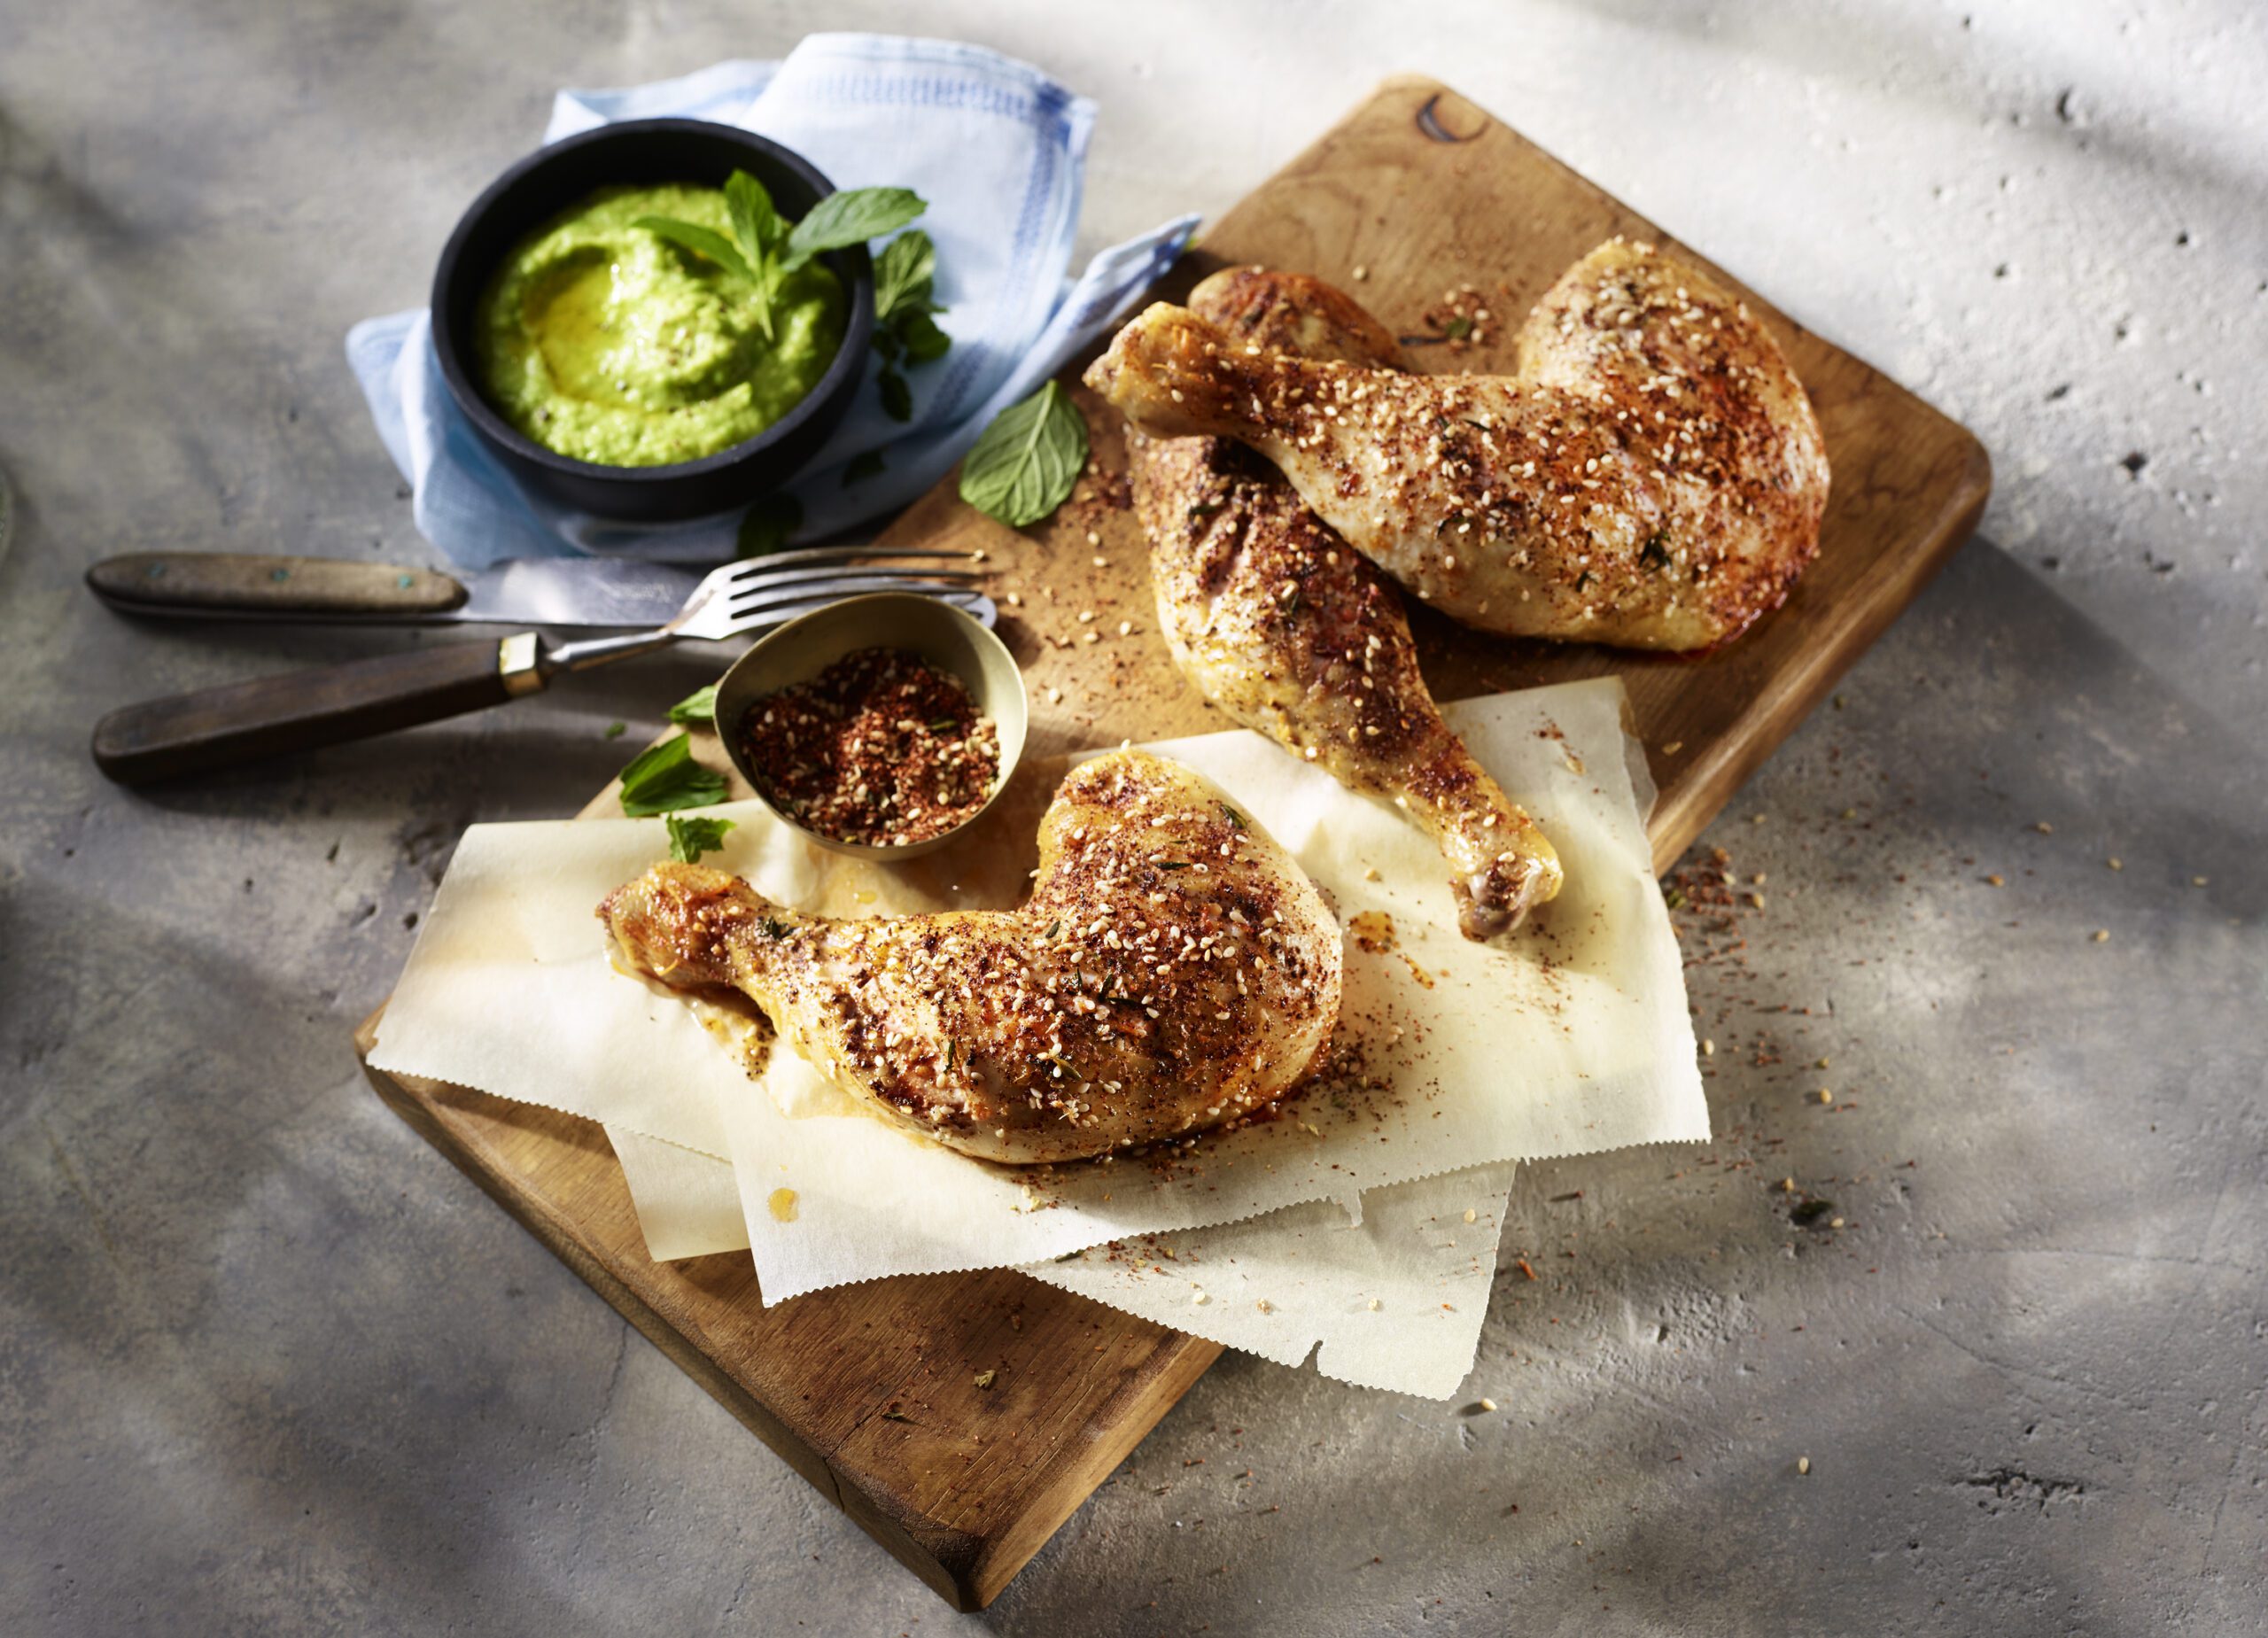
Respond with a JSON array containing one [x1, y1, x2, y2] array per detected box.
[[89, 552, 707, 630]]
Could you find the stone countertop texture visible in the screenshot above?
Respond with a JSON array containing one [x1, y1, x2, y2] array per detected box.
[[1, 2, 2262, 1633]]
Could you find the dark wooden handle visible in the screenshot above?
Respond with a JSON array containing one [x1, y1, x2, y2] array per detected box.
[[86, 553, 467, 616], [90, 637, 540, 784]]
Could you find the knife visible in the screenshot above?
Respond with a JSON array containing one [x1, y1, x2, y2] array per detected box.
[[87, 551, 721, 630]]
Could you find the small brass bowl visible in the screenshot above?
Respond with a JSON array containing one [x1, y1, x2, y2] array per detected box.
[[711, 591, 1028, 860]]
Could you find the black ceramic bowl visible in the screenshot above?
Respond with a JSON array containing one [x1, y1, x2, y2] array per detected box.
[[430, 119, 874, 524]]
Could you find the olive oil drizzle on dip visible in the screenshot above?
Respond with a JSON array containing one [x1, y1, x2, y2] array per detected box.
[[737, 648, 1001, 847], [474, 183, 845, 468]]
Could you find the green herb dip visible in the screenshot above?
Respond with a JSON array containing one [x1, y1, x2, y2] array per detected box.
[[474, 183, 845, 467]]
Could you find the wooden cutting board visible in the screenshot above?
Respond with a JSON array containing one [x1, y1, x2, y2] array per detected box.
[[357, 74, 1988, 1611]]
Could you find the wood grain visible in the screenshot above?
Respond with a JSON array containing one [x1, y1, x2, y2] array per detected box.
[[358, 75, 1989, 1610]]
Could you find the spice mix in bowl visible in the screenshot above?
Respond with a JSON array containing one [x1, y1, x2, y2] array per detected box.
[[711, 591, 1027, 859]]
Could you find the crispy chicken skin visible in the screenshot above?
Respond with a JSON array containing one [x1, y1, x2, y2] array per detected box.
[[599, 750, 1341, 1165], [1087, 239, 1830, 652], [1134, 267, 1563, 939]]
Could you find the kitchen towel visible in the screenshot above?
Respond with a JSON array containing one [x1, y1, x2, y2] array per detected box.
[[346, 35, 1197, 567]]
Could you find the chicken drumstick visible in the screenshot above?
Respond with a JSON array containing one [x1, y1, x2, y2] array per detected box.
[[600, 750, 1342, 1164], [1088, 238, 1829, 652], [1133, 266, 1562, 939]]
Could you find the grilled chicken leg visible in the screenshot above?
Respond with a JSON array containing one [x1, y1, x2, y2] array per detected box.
[[600, 750, 1341, 1165], [1088, 238, 1829, 652], [1134, 267, 1562, 939]]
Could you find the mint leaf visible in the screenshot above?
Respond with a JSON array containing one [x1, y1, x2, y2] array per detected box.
[[634, 217, 756, 285], [723, 171, 786, 339], [725, 170, 782, 263], [873, 229, 938, 319], [666, 684, 718, 726], [736, 493, 803, 558], [665, 813, 737, 864], [958, 381, 1088, 528], [893, 308, 951, 363], [617, 733, 727, 817], [781, 188, 926, 271]]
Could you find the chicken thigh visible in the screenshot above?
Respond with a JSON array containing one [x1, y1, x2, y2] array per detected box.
[[1088, 238, 1829, 652], [1134, 266, 1562, 939], [600, 749, 1342, 1164]]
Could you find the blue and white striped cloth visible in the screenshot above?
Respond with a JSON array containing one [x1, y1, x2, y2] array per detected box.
[[346, 35, 1197, 566]]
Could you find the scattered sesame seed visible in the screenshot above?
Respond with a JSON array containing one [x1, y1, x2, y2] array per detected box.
[[1798, 1456, 1811, 1475], [1817, 1089, 1834, 1104], [2092, 928, 2110, 942]]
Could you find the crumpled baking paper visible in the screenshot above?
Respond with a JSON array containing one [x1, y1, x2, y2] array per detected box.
[[607, 1122, 1516, 1399]]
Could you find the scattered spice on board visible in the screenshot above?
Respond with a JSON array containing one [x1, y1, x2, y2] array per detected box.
[[735, 647, 1000, 847], [1417, 283, 1493, 352]]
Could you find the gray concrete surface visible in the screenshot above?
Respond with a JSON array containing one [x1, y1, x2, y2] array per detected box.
[[3, 2, 2263, 1632]]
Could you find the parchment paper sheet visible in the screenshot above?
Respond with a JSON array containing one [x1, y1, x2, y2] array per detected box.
[[371, 676, 1705, 1391], [607, 1121, 1516, 1398]]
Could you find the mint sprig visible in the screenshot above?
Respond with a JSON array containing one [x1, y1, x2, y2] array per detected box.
[[869, 229, 952, 422], [637, 172, 930, 352]]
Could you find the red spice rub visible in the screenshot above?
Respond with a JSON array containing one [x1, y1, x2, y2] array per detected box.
[[735, 648, 1000, 847]]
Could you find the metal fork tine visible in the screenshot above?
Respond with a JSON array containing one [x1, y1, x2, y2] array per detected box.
[[718, 585, 990, 638], [728, 575, 983, 619], [726, 563, 987, 604], [724, 544, 982, 588]]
